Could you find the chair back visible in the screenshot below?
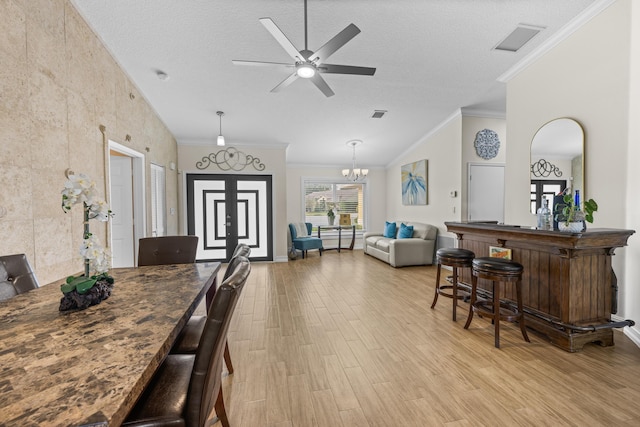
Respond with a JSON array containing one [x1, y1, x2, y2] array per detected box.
[[0, 254, 39, 301], [138, 236, 199, 266], [222, 251, 250, 283], [184, 256, 251, 426], [231, 243, 251, 259]]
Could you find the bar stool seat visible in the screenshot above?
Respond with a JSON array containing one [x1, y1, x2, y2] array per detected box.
[[464, 257, 530, 348], [430, 248, 475, 321]]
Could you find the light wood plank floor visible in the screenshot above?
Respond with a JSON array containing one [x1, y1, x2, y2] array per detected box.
[[213, 250, 640, 426]]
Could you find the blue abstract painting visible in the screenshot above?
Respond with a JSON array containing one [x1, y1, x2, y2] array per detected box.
[[401, 160, 427, 205]]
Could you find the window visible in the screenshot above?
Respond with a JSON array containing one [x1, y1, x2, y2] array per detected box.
[[303, 180, 367, 231], [150, 164, 166, 237]]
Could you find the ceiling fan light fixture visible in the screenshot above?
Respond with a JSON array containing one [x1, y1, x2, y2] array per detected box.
[[296, 63, 316, 78]]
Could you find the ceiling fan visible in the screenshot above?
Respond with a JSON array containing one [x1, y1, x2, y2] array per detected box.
[[232, 0, 376, 97]]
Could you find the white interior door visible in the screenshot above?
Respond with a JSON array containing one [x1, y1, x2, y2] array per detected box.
[[468, 163, 505, 223], [110, 155, 135, 267]]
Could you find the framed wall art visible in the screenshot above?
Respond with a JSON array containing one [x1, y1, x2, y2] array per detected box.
[[401, 159, 428, 205]]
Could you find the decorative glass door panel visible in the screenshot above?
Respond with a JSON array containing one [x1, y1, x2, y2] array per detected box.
[[187, 174, 272, 261]]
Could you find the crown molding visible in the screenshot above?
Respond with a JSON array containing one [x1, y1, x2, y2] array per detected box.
[[461, 108, 506, 119], [497, 0, 617, 83]]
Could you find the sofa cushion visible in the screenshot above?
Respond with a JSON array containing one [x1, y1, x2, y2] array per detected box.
[[398, 223, 414, 238], [383, 221, 397, 238], [376, 238, 392, 251]]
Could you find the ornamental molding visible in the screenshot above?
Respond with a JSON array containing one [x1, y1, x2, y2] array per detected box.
[[196, 147, 266, 172]]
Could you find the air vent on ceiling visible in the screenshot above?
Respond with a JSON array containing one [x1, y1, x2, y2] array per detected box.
[[371, 110, 387, 119], [493, 24, 545, 52]]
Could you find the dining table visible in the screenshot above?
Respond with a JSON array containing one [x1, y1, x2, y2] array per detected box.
[[0, 261, 221, 427]]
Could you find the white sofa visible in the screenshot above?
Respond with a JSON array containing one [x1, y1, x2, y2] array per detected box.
[[363, 221, 438, 267]]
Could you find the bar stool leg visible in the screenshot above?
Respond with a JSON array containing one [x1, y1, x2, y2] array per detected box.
[[452, 267, 458, 321], [494, 280, 500, 349], [464, 274, 477, 329], [430, 263, 442, 309], [516, 279, 531, 343]]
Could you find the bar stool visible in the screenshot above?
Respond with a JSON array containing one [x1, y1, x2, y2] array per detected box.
[[430, 248, 475, 321], [464, 257, 530, 348]]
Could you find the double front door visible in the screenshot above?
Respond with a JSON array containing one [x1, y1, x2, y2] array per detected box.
[[187, 174, 273, 262]]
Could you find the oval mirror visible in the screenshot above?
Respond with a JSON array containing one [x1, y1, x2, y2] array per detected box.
[[530, 118, 584, 214]]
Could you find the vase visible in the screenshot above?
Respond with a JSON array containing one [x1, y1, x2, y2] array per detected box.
[[558, 221, 584, 233], [328, 217, 335, 225]]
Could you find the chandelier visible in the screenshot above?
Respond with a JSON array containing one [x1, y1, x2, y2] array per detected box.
[[342, 140, 368, 181]]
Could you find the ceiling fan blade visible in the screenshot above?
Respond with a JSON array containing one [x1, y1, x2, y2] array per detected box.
[[232, 60, 293, 68], [309, 23, 361, 65], [259, 18, 305, 61], [310, 73, 335, 97], [271, 72, 299, 93], [320, 64, 376, 76]]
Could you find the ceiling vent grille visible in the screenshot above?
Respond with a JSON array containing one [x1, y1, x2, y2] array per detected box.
[[371, 110, 387, 119], [493, 24, 544, 52]]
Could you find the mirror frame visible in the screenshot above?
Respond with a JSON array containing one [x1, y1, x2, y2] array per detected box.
[[530, 118, 584, 214]]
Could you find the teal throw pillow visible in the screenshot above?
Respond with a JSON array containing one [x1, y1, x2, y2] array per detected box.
[[383, 221, 397, 238], [398, 223, 414, 239]]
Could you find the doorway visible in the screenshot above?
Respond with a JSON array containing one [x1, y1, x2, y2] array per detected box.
[[109, 141, 145, 267], [186, 173, 273, 262], [467, 163, 505, 223]]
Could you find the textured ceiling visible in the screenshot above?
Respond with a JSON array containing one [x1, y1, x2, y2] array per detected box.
[[71, 0, 600, 168]]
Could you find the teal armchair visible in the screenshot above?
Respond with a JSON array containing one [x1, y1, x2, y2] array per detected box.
[[289, 223, 323, 259]]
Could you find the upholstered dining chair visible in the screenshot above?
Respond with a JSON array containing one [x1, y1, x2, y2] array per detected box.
[[137, 235, 199, 266], [123, 257, 251, 427], [0, 254, 40, 301], [171, 244, 251, 376]]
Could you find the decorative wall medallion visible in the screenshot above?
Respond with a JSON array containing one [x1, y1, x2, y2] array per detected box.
[[196, 147, 266, 171], [474, 129, 501, 160]]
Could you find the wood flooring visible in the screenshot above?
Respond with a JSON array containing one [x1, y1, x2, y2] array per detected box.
[[211, 250, 640, 426]]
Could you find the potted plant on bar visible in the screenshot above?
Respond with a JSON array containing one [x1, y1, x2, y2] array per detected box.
[[555, 193, 598, 232], [59, 172, 115, 311]]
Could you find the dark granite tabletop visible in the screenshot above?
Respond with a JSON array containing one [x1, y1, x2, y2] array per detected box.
[[0, 262, 221, 427]]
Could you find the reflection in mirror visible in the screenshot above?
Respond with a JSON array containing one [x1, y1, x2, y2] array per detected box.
[[530, 118, 584, 214]]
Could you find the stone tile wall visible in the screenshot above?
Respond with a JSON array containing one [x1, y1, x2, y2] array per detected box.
[[0, 0, 178, 285]]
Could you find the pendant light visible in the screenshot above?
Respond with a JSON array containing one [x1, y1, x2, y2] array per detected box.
[[216, 111, 225, 146]]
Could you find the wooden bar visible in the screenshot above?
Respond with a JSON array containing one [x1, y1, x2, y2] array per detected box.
[[0, 262, 221, 427], [445, 222, 635, 352]]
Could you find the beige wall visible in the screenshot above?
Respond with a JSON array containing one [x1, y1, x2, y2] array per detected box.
[[505, 0, 639, 336], [178, 143, 288, 261], [386, 113, 463, 237], [0, 0, 178, 285]]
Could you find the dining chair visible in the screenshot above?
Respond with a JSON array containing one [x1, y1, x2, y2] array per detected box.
[[137, 235, 199, 266], [0, 254, 40, 301], [171, 244, 251, 376], [123, 257, 251, 427]]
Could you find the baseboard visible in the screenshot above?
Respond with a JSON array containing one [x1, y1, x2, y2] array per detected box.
[[275, 256, 289, 263], [611, 314, 640, 348]]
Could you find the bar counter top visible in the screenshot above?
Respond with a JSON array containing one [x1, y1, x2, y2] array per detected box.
[[0, 262, 220, 427]]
